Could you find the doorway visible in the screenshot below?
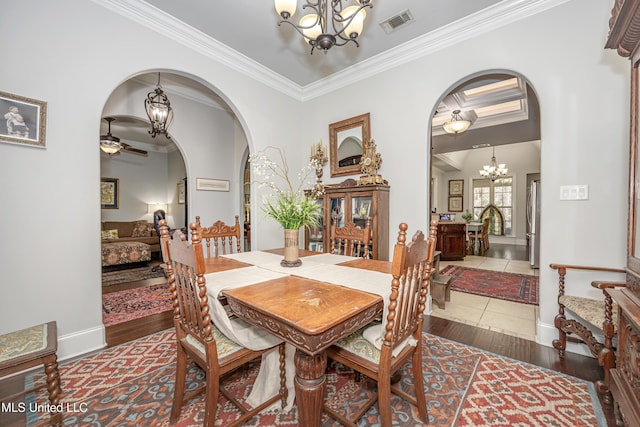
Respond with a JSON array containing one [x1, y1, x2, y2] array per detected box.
[[429, 71, 541, 340]]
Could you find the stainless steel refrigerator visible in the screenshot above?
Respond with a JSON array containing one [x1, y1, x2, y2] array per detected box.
[[527, 179, 541, 268]]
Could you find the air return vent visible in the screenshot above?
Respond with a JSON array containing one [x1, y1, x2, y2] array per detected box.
[[380, 9, 415, 34]]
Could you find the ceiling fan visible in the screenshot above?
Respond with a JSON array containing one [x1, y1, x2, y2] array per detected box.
[[100, 117, 148, 156]]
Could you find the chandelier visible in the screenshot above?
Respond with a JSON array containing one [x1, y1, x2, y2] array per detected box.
[[274, 0, 373, 54], [443, 110, 471, 135], [479, 147, 508, 181], [144, 72, 174, 139]]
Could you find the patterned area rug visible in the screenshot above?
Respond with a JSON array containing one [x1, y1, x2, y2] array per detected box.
[[440, 265, 539, 305], [102, 284, 173, 327], [25, 329, 604, 426], [102, 265, 165, 287]]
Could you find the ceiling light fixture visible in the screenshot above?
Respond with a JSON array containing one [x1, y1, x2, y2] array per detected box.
[[442, 109, 471, 135], [144, 72, 174, 139], [274, 0, 373, 54], [479, 146, 508, 181], [100, 117, 122, 154]]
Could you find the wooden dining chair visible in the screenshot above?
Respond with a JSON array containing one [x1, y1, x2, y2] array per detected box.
[[195, 215, 242, 258], [163, 221, 286, 427], [0, 321, 63, 427], [330, 217, 371, 258], [324, 221, 437, 426], [468, 217, 490, 255]]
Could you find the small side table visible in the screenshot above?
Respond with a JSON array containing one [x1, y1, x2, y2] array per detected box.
[[431, 251, 452, 309]]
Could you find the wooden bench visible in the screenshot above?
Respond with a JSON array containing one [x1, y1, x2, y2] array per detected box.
[[0, 321, 62, 426], [431, 251, 452, 309]]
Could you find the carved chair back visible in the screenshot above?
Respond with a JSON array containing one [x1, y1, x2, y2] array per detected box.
[[195, 215, 242, 258], [330, 217, 371, 258]]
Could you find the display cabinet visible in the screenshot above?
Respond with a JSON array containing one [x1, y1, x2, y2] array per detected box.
[[322, 178, 390, 260], [606, 3, 640, 425], [304, 197, 325, 253]]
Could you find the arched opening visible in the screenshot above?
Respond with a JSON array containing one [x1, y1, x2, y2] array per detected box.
[[99, 70, 251, 346], [429, 70, 541, 340]]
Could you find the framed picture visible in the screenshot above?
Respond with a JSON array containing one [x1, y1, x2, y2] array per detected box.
[[449, 179, 464, 196], [0, 91, 47, 148], [177, 181, 186, 204], [101, 177, 119, 209], [448, 196, 463, 212], [196, 177, 230, 192]]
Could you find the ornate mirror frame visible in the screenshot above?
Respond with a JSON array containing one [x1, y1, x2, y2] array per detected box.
[[329, 113, 370, 177]]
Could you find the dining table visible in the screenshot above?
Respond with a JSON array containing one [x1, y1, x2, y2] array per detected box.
[[203, 249, 390, 427]]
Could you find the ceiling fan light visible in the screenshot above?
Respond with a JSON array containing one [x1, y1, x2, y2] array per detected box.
[[100, 140, 121, 154], [299, 14, 322, 41], [275, 0, 297, 19], [341, 6, 367, 38]]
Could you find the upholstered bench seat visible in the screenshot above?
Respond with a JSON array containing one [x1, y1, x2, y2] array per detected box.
[[101, 241, 151, 267], [559, 294, 619, 334]]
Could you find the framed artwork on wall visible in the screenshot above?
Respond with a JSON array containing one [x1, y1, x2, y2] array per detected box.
[[0, 91, 47, 148], [177, 181, 186, 204], [449, 179, 464, 196], [101, 177, 119, 209], [196, 177, 230, 192], [448, 196, 463, 212]]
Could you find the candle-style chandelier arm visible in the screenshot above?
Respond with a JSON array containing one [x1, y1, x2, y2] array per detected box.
[[275, 0, 373, 54]]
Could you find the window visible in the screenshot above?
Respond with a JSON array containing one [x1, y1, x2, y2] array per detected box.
[[472, 177, 513, 235]]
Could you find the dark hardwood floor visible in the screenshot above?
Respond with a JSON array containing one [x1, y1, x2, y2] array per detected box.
[[482, 242, 529, 261]]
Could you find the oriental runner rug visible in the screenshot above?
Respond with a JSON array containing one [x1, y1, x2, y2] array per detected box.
[[439, 265, 539, 305], [102, 283, 173, 327], [24, 328, 604, 426]]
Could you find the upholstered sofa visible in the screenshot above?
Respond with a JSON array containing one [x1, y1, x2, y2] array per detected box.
[[101, 221, 160, 253], [101, 221, 160, 267]]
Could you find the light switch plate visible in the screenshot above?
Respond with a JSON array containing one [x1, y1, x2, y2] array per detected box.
[[560, 185, 588, 200]]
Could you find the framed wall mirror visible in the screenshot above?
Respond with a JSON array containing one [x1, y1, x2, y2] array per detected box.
[[329, 112, 370, 177]]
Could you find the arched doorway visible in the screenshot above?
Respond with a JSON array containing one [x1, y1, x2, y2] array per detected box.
[[429, 71, 541, 340], [99, 70, 251, 346]]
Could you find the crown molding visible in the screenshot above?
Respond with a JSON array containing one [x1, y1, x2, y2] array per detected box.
[[301, 0, 571, 100], [94, 0, 570, 102], [93, 0, 305, 100]]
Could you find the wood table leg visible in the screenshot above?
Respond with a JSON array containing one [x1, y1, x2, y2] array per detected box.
[[294, 349, 327, 427]]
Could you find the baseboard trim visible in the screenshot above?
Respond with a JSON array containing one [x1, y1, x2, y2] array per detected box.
[[537, 321, 594, 358], [58, 325, 107, 362]]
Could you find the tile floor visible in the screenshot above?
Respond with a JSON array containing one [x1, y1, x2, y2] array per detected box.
[[430, 255, 539, 341]]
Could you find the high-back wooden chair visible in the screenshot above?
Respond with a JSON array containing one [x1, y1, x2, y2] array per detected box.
[[0, 321, 63, 427], [163, 221, 285, 427], [324, 220, 437, 426], [330, 217, 371, 258], [195, 215, 242, 258], [469, 217, 490, 255]]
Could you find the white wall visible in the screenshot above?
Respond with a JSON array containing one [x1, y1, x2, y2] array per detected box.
[[0, 0, 630, 359]]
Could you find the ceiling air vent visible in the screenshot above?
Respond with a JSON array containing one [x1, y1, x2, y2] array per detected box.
[[380, 9, 415, 34]]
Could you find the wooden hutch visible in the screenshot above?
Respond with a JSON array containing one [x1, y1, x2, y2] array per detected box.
[[606, 1, 640, 425], [305, 178, 390, 260]]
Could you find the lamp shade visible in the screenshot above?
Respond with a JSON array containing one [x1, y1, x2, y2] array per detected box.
[[275, 0, 297, 18], [148, 203, 168, 214], [341, 6, 367, 38], [299, 14, 322, 41]]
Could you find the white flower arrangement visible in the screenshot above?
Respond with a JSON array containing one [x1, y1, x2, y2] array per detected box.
[[249, 146, 321, 230]]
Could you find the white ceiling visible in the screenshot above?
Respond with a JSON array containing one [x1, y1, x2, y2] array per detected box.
[[99, 0, 551, 154]]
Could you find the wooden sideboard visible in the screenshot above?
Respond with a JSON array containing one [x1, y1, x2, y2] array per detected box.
[[606, 2, 640, 425], [435, 222, 466, 261]]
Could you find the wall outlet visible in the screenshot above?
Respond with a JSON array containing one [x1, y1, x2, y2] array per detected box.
[[560, 185, 588, 200]]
